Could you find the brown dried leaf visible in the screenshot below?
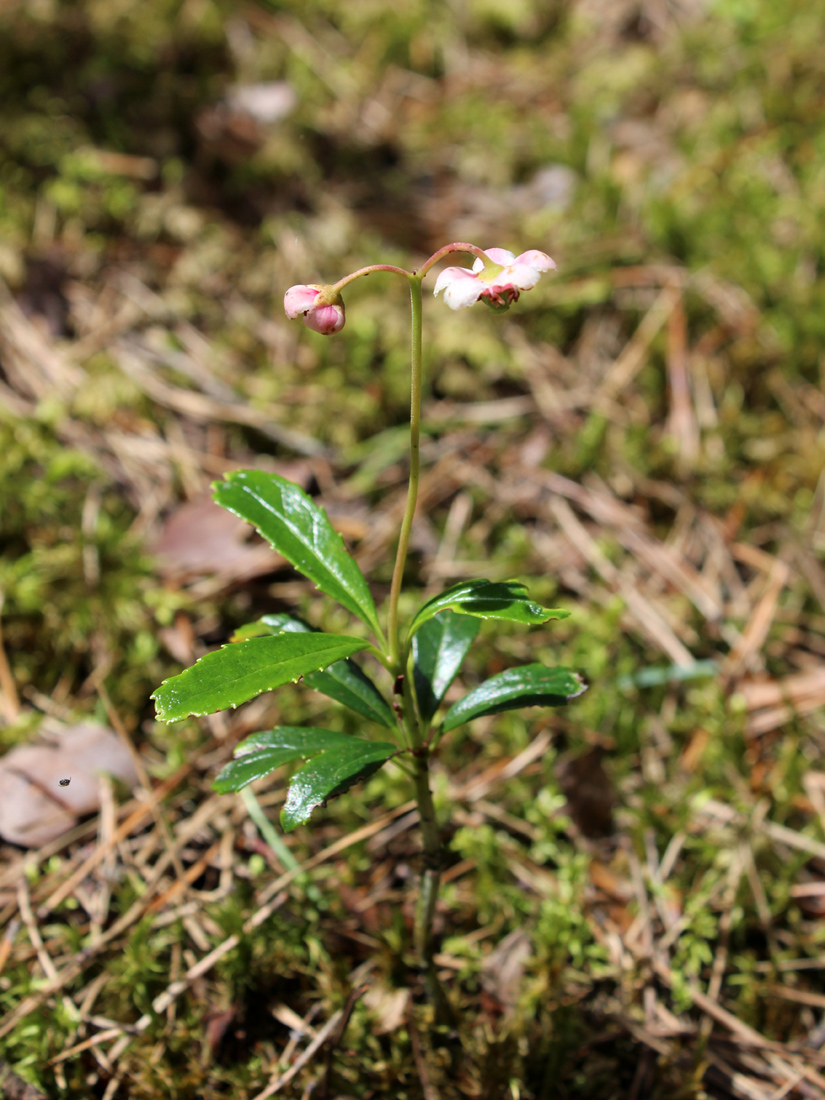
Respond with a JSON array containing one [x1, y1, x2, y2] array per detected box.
[[363, 984, 409, 1034], [0, 770, 76, 849], [152, 493, 282, 583], [555, 745, 616, 838], [203, 1006, 237, 1060], [481, 929, 532, 1016], [0, 722, 139, 847]]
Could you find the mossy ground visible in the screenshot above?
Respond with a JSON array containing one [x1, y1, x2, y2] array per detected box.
[[1, 0, 825, 1096]]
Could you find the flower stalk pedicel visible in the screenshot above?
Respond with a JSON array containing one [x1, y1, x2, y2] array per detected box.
[[153, 242, 584, 1008]]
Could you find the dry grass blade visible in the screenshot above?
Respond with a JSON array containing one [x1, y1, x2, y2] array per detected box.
[[549, 495, 695, 665], [652, 961, 825, 1096], [724, 557, 791, 676], [742, 666, 825, 736], [0, 277, 82, 399], [0, 591, 21, 723], [252, 1009, 343, 1100], [114, 345, 328, 457], [97, 682, 188, 889], [595, 284, 679, 403], [664, 289, 700, 467]]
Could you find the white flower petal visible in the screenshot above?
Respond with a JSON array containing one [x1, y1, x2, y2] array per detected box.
[[483, 247, 516, 266], [443, 277, 484, 309], [434, 265, 474, 296], [498, 262, 541, 291], [514, 249, 556, 272]]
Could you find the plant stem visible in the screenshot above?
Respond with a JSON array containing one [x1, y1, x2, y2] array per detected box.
[[384, 275, 451, 1019], [387, 274, 423, 668], [331, 263, 411, 294], [412, 757, 441, 959], [411, 744, 455, 1026], [416, 241, 490, 279]]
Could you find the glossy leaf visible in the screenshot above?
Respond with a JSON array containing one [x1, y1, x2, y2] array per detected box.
[[409, 580, 569, 637], [152, 633, 369, 721], [213, 726, 357, 793], [412, 610, 479, 722], [441, 663, 586, 733], [281, 738, 397, 831], [213, 470, 381, 637], [213, 727, 397, 827], [233, 614, 396, 729]]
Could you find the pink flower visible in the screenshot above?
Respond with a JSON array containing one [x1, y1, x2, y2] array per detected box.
[[284, 284, 346, 335], [433, 248, 556, 311]]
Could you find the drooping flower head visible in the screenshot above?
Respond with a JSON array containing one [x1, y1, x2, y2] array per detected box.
[[284, 284, 346, 334], [433, 248, 556, 311]]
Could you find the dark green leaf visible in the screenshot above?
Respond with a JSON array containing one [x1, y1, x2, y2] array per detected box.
[[306, 663, 396, 729], [281, 739, 397, 831], [213, 470, 381, 637], [152, 633, 369, 721], [409, 580, 569, 637], [235, 614, 396, 729], [213, 726, 397, 829], [213, 726, 357, 793], [412, 610, 479, 722], [441, 664, 586, 733]]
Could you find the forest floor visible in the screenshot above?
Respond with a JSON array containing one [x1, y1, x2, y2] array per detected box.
[[2, 0, 825, 1096]]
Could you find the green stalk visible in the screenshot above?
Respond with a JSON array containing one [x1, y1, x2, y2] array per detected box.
[[387, 275, 423, 669], [241, 787, 322, 904], [383, 275, 452, 1019], [412, 756, 442, 959]]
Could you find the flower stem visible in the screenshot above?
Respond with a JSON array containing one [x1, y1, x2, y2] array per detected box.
[[387, 274, 423, 668], [384, 274, 451, 1019], [331, 263, 411, 294], [416, 242, 490, 279]]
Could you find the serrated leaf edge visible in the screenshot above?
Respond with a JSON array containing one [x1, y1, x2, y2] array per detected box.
[[152, 635, 369, 721], [214, 472, 381, 637]]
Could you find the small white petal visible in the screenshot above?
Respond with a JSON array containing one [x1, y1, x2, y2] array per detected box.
[[499, 262, 541, 291], [514, 250, 556, 272], [434, 266, 476, 297], [483, 247, 516, 266], [443, 277, 484, 309]]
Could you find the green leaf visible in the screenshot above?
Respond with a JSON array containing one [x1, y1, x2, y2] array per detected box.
[[412, 610, 479, 722], [408, 580, 569, 637], [152, 633, 370, 721], [213, 726, 356, 793], [234, 614, 396, 729], [213, 470, 381, 638], [230, 620, 273, 641], [441, 664, 586, 733], [282, 739, 398, 831], [212, 726, 398, 831]]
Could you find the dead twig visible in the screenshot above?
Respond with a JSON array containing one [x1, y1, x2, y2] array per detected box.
[[252, 1009, 344, 1100]]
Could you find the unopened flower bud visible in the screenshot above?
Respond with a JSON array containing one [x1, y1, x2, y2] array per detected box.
[[283, 284, 346, 335]]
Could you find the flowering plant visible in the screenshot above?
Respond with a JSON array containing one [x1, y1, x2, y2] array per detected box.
[[152, 242, 585, 1008]]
